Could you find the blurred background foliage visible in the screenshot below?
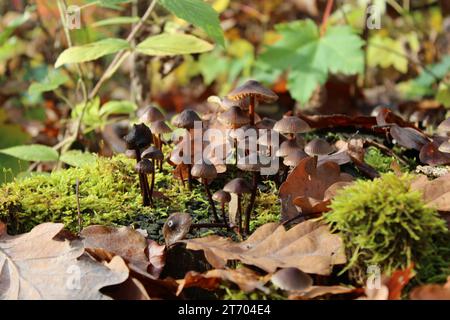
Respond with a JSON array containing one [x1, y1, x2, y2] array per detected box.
[[0, 0, 449, 183]]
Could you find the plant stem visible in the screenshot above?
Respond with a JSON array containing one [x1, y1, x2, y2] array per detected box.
[[221, 203, 228, 228], [135, 149, 150, 206], [320, 0, 335, 37], [249, 96, 256, 126], [149, 160, 155, 206], [237, 195, 242, 234], [89, 0, 157, 100]]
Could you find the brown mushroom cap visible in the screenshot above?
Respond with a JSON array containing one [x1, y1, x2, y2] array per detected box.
[[223, 178, 252, 195], [142, 146, 164, 160], [304, 138, 334, 156], [140, 106, 165, 123], [172, 109, 201, 130], [438, 140, 450, 153], [218, 106, 250, 129], [283, 149, 308, 167], [273, 116, 311, 134], [135, 158, 154, 174], [150, 120, 172, 135], [271, 268, 313, 291], [276, 139, 303, 157], [212, 190, 231, 203], [162, 212, 192, 246], [191, 162, 218, 180], [124, 123, 153, 149], [227, 80, 278, 103]]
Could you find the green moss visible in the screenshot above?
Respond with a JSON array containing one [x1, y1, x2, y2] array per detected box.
[[324, 173, 448, 284], [0, 154, 281, 239], [364, 146, 396, 173]]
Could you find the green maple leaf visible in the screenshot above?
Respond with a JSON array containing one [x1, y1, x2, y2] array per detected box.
[[258, 20, 364, 104]]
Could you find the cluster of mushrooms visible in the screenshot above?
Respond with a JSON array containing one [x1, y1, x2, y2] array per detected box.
[[124, 80, 342, 236]]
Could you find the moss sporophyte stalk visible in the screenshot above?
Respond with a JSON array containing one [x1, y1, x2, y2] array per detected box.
[[324, 172, 449, 284]]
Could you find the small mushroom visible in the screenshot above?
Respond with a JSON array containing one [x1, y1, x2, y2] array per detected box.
[[172, 109, 202, 189], [223, 178, 252, 234], [438, 139, 450, 153], [142, 146, 164, 205], [135, 158, 154, 206], [218, 106, 250, 129], [256, 117, 277, 130], [150, 120, 172, 150], [227, 80, 278, 126], [139, 105, 165, 123], [212, 190, 231, 227], [283, 149, 308, 167], [304, 138, 334, 157], [271, 268, 313, 292], [191, 162, 219, 222], [437, 118, 450, 137], [276, 139, 303, 158], [273, 116, 311, 139], [162, 212, 192, 246], [124, 123, 153, 206]]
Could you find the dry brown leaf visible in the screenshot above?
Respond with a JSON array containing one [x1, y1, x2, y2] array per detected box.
[[177, 267, 269, 296], [289, 285, 354, 300], [81, 225, 165, 278], [181, 220, 346, 275], [279, 157, 353, 220], [410, 277, 450, 300], [0, 223, 128, 300], [411, 173, 450, 211]]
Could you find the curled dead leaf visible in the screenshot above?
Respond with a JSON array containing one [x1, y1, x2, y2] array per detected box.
[[181, 220, 346, 275]]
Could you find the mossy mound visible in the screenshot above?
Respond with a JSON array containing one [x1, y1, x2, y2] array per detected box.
[[325, 172, 449, 284], [0, 155, 281, 239]]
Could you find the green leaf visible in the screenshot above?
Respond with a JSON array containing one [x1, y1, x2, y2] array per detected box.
[[159, 0, 225, 47], [72, 97, 102, 128], [368, 35, 408, 73], [0, 144, 58, 162], [28, 70, 69, 95], [60, 150, 97, 167], [258, 19, 364, 104], [136, 33, 214, 56], [55, 38, 130, 68], [99, 100, 137, 117], [437, 82, 450, 108], [92, 16, 140, 27]]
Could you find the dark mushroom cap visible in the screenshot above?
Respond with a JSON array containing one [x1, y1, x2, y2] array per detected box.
[[124, 123, 153, 150], [271, 268, 313, 291], [218, 106, 250, 129], [256, 117, 277, 130], [150, 120, 172, 135], [140, 106, 165, 123], [172, 109, 201, 130], [227, 80, 278, 103], [437, 118, 450, 136], [438, 140, 450, 153], [283, 149, 308, 167], [304, 138, 334, 156], [273, 116, 311, 134], [191, 162, 218, 180], [276, 139, 303, 157], [135, 158, 154, 174], [223, 178, 252, 195], [162, 212, 192, 246], [142, 146, 164, 160], [212, 190, 231, 203]]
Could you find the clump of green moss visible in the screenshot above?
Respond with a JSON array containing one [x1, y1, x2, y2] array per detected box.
[[364, 147, 396, 173], [324, 173, 448, 284], [0, 154, 281, 239]]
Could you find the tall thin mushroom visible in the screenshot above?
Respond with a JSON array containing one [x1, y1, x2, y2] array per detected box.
[[191, 162, 220, 222], [212, 190, 231, 227], [223, 178, 252, 234], [142, 146, 164, 205]]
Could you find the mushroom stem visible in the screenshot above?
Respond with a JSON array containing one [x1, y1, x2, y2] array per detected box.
[[244, 172, 259, 234], [149, 160, 156, 206], [203, 179, 220, 223], [187, 164, 193, 190], [135, 149, 150, 206], [249, 96, 256, 126], [157, 134, 163, 171], [221, 203, 229, 228], [237, 195, 243, 234]]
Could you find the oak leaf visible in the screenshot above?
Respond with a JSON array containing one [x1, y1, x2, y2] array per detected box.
[[181, 220, 346, 275]]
